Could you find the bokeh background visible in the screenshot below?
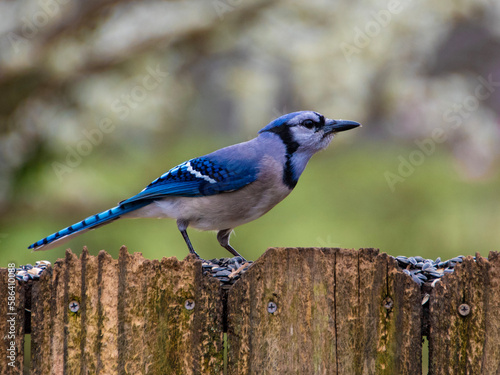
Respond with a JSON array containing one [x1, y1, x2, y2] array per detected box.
[[1, 0, 500, 267]]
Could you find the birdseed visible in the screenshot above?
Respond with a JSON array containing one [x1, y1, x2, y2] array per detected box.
[[392, 254, 471, 287]]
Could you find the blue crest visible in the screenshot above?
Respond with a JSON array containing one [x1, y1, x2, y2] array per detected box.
[[258, 112, 305, 133]]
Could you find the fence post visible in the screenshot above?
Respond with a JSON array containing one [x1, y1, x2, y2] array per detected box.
[[7, 247, 500, 373], [428, 251, 500, 374], [30, 247, 224, 374], [227, 247, 422, 374]]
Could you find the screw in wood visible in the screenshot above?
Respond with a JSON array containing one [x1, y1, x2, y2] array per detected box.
[[458, 303, 470, 317], [69, 301, 80, 313], [267, 301, 277, 314], [383, 297, 393, 310], [184, 299, 195, 310]]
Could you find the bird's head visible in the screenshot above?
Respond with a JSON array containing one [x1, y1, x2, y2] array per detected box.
[[259, 111, 361, 154]]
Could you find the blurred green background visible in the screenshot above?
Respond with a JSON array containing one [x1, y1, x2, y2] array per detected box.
[[1, 0, 499, 268]]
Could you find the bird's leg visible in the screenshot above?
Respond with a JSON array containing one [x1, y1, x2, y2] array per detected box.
[[217, 229, 246, 261], [177, 219, 200, 258]]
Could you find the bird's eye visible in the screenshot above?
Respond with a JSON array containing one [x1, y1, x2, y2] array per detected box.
[[302, 119, 315, 129]]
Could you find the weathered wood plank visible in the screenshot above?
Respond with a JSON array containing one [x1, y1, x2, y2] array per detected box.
[[227, 247, 421, 375], [31, 261, 53, 374], [30, 247, 224, 374], [429, 251, 500, 374], [0, 266, 26, 375], [97, 248, 119, 374]]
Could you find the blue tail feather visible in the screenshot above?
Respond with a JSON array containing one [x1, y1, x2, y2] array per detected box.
[[28, 201, 150, 251]]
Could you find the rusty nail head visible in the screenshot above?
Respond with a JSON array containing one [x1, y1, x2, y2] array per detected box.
[[458, 303, 470, 317], [383, 297, 393, 310], [69, 301, 80, 313], [267, 301, 277, 314], [185, 299, 195, 310]]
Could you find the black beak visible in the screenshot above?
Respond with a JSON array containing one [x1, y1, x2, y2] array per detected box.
[[325, 119, 361, 133]]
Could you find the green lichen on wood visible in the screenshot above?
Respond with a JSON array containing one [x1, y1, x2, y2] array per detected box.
[[429, 254, 500, 375], [375, 294, 396, 373], [27, 249, 224, 375], [151, 289, 190, 373]]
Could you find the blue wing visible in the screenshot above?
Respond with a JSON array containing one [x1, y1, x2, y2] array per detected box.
[[120, 156, 258, 204]]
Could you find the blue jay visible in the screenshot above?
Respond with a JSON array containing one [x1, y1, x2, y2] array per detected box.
[[28, 111, 360, 259]]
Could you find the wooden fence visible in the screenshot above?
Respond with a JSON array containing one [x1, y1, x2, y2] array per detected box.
[[1, 247, 499, 374]]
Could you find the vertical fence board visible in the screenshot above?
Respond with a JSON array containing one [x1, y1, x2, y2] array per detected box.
[[97, 249, 120, 374], [482, 252, 500, 374], [66, 250, 82, 374], [79, 249, 99, 374], [0, 267, 25, 375], [429, 251, 500, 374], [227, 247, 338, 374], [356, 248, 385, 371], [386, 254, 422, 374], [335, 248, 358, 373], [52, 252, 67, 374], [30, 247, 224, 375], [227, 247, 421, 375], [116, 248, 147, 374], [31, 264, 53, 374]]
